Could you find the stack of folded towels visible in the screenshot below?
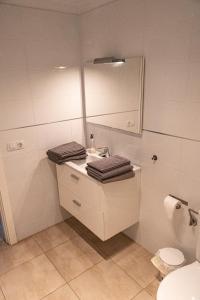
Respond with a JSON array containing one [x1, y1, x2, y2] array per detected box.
[[47, 141, 87, 164], [86, 155, 134, 183]]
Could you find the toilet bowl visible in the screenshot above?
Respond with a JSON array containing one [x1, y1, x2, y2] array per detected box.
[[157, 209, 200, 299], [157, 261, 200, 300]]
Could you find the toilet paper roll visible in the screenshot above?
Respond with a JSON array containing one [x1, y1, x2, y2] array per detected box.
[[164, 195, 181, 220]]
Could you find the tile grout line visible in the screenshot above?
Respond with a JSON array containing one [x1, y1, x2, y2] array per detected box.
[[46, 246, 103, 285], [130, 288, 146, 300], [68, 258, 143, 300], [110, 256, 144, 291], [110, 248, 158, 290], [44, 254, 67, 283], [67, 260, 109, 300], [32, 235, 70, 254], [31, 222, 80, 253], [31, 236, 46, 253], [66, 284, 81, 300], [0, 250, 43, 278], [145, 277, 160, 299], [43, 254, 83, 300], [39, 283, 66, 300], [68, 257, 104, 284]]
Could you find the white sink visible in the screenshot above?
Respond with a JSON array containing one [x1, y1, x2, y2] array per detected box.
[[65, 152, 140, 177], [66, 153, 102, 175]]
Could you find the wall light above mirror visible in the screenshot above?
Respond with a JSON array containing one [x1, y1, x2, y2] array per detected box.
[[84, 56, 144, 134]]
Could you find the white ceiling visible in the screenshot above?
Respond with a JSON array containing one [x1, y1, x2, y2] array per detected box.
[[0, 0, 116, 14]]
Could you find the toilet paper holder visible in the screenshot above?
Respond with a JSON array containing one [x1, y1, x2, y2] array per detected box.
[[169, 194, 199, 226], [169, 194, 188, 209]]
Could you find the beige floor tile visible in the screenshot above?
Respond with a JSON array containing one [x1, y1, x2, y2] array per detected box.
[[132, 290, 154, 300], [0, 238, 42, 276], [145, 278, 160, 298], [70, 260, 142, 300], [0, 254, 65, 300], [33, 222, 78, 251], [0, 289, 5, 300], [43, 285, 78, 300], [113, 245, 158, 288], [46, 237, 96, 282]]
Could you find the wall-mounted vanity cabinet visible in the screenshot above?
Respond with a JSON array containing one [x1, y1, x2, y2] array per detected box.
[[56, 155, 141, 241]]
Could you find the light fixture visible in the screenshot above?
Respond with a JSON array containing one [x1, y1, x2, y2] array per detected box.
[[55, 65, 67, 70], [93, 56, 125, 64]]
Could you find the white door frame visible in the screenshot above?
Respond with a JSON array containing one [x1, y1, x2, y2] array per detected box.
[[0, 157, 17, 245]]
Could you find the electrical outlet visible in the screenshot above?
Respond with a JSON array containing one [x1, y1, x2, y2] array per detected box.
[[126, 120, 135, 128], [7, 141, 24, 152]]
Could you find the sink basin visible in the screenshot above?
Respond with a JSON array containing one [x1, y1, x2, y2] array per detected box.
[[65, 152, 140, 177], [72, 153, 101, 166], [66, 153, 102, 175]]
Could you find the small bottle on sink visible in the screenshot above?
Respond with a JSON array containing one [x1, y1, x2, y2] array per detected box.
[[88, 133, 96, 154]]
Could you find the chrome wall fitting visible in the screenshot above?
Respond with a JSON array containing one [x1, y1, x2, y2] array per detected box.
[[188, 208, 199, 227]]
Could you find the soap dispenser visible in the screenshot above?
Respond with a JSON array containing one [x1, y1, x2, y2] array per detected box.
[[88, 133, 96, 154]]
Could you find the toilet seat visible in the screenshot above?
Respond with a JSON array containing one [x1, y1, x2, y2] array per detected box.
[[157, 261, 200, 300]]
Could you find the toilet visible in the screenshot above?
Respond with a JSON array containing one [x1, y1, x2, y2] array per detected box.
[[157, 232, 200, 300]]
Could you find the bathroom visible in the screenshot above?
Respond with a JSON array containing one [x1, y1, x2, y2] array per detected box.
[[0, 0, 199, 299]]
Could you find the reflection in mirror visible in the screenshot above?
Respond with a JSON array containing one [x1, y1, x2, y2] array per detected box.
[[84, 56, 144, 134]]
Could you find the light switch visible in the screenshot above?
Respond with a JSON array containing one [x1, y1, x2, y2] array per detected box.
[[7, 141, 24, 152]]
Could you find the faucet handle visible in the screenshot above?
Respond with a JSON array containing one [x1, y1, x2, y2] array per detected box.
[[96, 146, 110, 157]]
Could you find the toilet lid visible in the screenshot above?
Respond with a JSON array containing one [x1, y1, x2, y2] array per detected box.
[[157, 262, 200, 300], [159, 248, 185, 266]]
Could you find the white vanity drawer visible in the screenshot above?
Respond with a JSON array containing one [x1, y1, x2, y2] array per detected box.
[[57, 165, 102, 211], [58, 183, 81, 218], [58, 183, 104, 239], [56, 158, 140, 241]]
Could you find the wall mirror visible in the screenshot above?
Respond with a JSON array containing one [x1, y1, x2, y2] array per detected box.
[[84, 56, 144, 134]]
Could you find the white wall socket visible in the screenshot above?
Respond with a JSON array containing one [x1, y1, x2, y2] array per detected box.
[[126, 120, 135, 128], [7, 141, 25, 152]]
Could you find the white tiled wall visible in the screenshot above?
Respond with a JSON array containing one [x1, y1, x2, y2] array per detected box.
[[0, 4, 84, 240], [82, 0, 200, 260], [0, 5, 82, 131], [0, 119, 84, 239]]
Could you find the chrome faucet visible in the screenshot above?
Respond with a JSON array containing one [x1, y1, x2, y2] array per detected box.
[[96, 146, 110, 158]]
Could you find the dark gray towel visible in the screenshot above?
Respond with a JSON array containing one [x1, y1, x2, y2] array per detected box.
[[86, 164, 133, 180], [87, 155, 130, 173], [88, 170, 135, 183], [47, 141, 86, 159], [48, 153, 87, 165]]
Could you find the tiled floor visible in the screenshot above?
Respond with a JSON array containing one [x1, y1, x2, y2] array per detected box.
[[0, 217, 160, 300]]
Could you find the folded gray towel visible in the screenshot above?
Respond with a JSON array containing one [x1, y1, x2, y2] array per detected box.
[[88, 170, 135, 183], [87, 155, 130, 173], [47, 141, 86, 159], [86, 164, 133, 180], [48, 153, 87, 165]]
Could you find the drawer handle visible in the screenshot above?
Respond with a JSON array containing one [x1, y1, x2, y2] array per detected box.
[[72, 199, 81, 207], [70, 174, 80, 181]]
